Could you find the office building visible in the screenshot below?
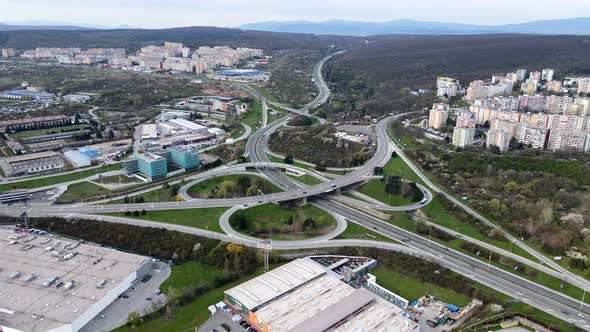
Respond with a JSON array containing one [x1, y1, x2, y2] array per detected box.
[[428, 103, 449, 129], [486, 129, 512, 152], [515, 125, 549, 149], [164, 146, 200, 170], [0, 229, 151, 332], [223, 256, 420, 332], [452, 127, 475, 148], [547, 130, 590, 153], [123, 153, 167, 182]]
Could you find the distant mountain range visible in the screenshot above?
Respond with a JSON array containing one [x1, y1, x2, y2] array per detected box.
[[239, 18, 590, 36], [0, 21, 136, 31]]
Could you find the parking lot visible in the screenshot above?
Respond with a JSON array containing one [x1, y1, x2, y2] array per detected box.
[[80, 261, 171, 332]]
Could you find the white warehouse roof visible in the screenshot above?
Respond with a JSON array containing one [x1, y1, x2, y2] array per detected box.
[[168, 118, 206, 132], [64, 150, 91, 168], [0, 229, 150, 332]]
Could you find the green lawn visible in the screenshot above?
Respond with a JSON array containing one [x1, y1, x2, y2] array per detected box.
[[285, 172, 323, 185], [241, 100, 263, 128], [230, 203, 337, 240], [8, 124, 90, 139], [56, 182, 112, 204], [115, 266, 271, 332], [336, 221, 396, 243], [371, 266, 472, 306], [159, 262, 223, 291], [382, 156, 423, 184], [358, 180, 416, 206], [186, 174, 281, 199], [103, 207, 227, 233], [107, 186, 180, 204], [0, 164, 120, 191]]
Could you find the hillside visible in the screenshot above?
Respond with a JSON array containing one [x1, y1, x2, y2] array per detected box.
[[321, 34, 590, 118], [0, 26, 363, 51], [240, 17, 590, 36]]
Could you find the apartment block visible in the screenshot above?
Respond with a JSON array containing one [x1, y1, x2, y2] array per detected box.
[[545, 95, 573, 114], [518, 95, 545, 112], [436, 77, 461, 97], [542, 68, 555, 82], [1, 48, 16, 57], [452, 127, 475, 148], [547, 130, 590, 153], [515, 125, 550, 149], [516, 69, 528, 82], [486, 129, 512, 152], [428, 103, 449, 129], [490, 118, 519, 136]]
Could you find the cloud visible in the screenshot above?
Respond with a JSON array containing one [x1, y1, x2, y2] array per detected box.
[[1, 0, 588, 28]]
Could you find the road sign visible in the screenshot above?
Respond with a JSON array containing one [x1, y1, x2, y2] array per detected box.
[[257, 239, 272, 251]]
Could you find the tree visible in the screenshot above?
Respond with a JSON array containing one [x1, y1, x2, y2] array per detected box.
[[246, 185, 259, 197], [141, 209, 147, 215], [284, 154, 294, 164], [237, 176, 251, 193], [127, 312, 140, 327], [373, 166, 384, 175]]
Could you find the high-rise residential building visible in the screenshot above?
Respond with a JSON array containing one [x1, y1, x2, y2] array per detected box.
[[1, 48, 16, 57], [529, 71, 542, 82], [436, 77, 461, 97], [486, 129, 512, 152], [452, 127, 475, 148], [520, 80, 538, 95], [545, 95, 573, 114], [578, 78, 590, 95], [547, 130, 590, 153], [516, 69, 528, 82], [573, 97, 590, 116], [495, 96, 519, 112], [518, 95, 545, 112], [428, 103, 449, 129], [519, 112, 549, 127], [546, 81, 562, 94], [490, 118, 519, 136], [542, 68, 555, 82], [546, 114, 584, 131], [506, 72, 518, 83], [515, 125, 550, 149], [466, 80, 487, 101], [455, 110, 476, 128]]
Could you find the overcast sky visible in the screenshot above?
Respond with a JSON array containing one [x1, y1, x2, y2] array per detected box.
[[2, 0, 589, 28]]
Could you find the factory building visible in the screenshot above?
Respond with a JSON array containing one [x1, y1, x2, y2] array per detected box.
[[5, 152, 65, 176], [0, 229, 151, 332], [223, 256, 419, 332], [64, 150, 92, 168]]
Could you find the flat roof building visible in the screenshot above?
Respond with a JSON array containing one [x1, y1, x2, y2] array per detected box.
[[7, 152, 65, 176], [140, 124, 158, 141], [64, 150, 92, 168], [223, 257, 419, 332], [168, 118, 208, 134], [0, 229, 151, 332]]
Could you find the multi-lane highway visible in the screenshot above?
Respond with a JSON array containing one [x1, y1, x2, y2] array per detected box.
[[5, 50, 590, 329]]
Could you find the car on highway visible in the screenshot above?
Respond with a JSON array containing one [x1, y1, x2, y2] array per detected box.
[[155, 289, 162, 295], [146, 297, 152, 301]]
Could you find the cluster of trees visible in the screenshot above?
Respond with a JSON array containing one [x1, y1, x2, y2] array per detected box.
[[269, 125, 374, 167], [410, 147, 588, 255], [384, 176, 423, 202], [205, 175, 272, 199], [415, 221, 455, 242], [459, 242, 538, 278], [230, 207, 319, 236], [287, 115, 314, 127]]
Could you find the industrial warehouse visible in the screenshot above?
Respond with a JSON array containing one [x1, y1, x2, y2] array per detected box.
[[0, 229, 152, 332], [221, 256, 421, 332]]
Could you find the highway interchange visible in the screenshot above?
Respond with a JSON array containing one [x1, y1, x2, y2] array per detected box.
[[4, 51, 590, 330]]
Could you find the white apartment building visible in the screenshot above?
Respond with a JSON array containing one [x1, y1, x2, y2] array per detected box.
[[542, 68, 555, 82], [515, 124, 549, 149], [547, 130, 590, 153], [452, 127, 475, 148], [486, 129, 512, 152]]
